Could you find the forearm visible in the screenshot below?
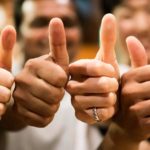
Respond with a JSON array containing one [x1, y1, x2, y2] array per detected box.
[[0, 98, 27, 131], [98, 123, 141, 150]]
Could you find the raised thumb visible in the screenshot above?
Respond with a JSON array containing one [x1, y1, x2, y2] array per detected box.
[[49, 18, 69, 73], [0, 25, 16, 71], [126, 36, 147, 68], [96, 14, 119, 78]]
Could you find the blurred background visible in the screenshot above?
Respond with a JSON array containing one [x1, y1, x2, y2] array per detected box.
[[0, 0, 103, 62]]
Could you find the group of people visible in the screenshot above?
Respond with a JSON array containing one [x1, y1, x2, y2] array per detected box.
[[0, 0, 150, 150]]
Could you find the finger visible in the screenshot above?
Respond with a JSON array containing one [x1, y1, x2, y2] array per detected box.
[[69, 59, 115, 77], [14, 73, 64, 104], [0, 25, 16, 71], [0, 85, 11, 103], [130, 100, 150, 117], [85, 107, 115, 123], [126, 36, 148, 68], [124, 65, 150, 82], [36, 61, 67, 87], [67, 77, 118, 94], [96, 14, 119, 77], [0, 103, 6, 116], [25, 58, 68, 87], [15, 91, 59, 118], [14, 103, 54, 127], [141, 118, 150, 132], [136, 81, 150, 99], [73, 93, 116, 109], [49, 18, 69, 73], [0, 68, 14, 88], [75, 110, 95, 124]]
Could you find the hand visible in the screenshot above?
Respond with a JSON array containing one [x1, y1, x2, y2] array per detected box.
[[0, 26, 16, 117], [13, 18, 69, 127], [66, 14, 119, 124], [116, 36, 150, 142]]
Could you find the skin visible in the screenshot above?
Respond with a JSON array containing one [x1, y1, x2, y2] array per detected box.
[[100, 0, 150, 149], [114, 0, 150, 63], [11, 0, 80, 127], [100, 36, 150, 150], [13, 18, 69, 127], [66, 14, 119, 124], [12, 1, 119, 128], [1, 0, 80, 129], [19, 0, 80, 62], [0, 26, 16, 118]]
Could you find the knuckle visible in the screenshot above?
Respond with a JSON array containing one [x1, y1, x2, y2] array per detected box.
[[0, 104, 6, 115], [49, 104, 60, 115], [71, 98, 79, 109], [121, 71, 134, 84], [99, 109, 108, 121], [14, 74, 22, 83], [37, 117, 54, 127], [121, 84, 136, 99], [99, 77, 117, 92], [3, 90, 11, 103], [15, 72, 32, 88], [13, 89, 20, 100], [6, 75, 14, 88], [121, 73, 129, 83], [74, 96, 80, 105], [100, 81, 109, 92], [66, 81, 77, 94], [25, 59, 38, 71], [48, 88, 64, 104], [98, 108, 113, 121], [55, 72, 68, 87], [106, 93, 117, 106], [0, 69, 14, 88], [129, 106, 139, 118], [75, 111, 82, 121], [114, 78, 119, 91], [13, 89, 25, 104]]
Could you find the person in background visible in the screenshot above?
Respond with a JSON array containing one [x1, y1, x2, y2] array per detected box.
[[98, 0, 150, 149], [0, 0, 118, 150], [0, 0, 14, 27]]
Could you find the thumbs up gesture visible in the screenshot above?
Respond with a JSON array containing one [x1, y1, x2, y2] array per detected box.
[[113, 36, 150, 142], [66, 14, 119, 124], [13, 18, 69, 127], [99, 37, 150, 150], [0, 26, 16, 117]]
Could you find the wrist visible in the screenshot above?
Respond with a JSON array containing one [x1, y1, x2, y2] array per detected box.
[[100, 123, 141, 150]]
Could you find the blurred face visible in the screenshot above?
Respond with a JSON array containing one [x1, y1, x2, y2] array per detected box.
[[114, 0, 150, 63], [0, 5, 6, 31], [19, 0, 81, 62]]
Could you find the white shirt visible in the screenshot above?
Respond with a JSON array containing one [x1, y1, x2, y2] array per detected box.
[[0, 61, 128, 150], [0, 92, 102, 150]]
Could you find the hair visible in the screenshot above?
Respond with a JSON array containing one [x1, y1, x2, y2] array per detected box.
[[14, 0, 25, 33], [100, 0, 123, 14], [0, 0, 13, 4], [14, 0, 78, 34]]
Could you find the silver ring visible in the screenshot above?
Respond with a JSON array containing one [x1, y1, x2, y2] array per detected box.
[[92, 107, 100, 122]]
